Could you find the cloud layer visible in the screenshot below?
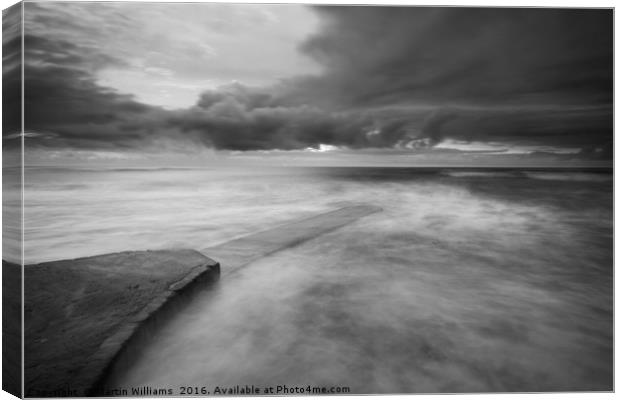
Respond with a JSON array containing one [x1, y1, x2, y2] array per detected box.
[[6, 4, 613, 164]]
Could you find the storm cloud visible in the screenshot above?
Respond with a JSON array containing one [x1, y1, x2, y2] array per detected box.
[[2, 3, 22, 137], [8, 3, 613, 163], [289, 6, 613, 154], [300, 7, 612, 106]]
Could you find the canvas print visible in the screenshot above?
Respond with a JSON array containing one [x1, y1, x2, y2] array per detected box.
[[2, 1, 613, 397]]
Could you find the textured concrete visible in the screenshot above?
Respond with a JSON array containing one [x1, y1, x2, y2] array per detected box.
[[202, 204, 381, 276], [24, 250, 220, 397], [3, 261, 22, 399], [21, 205, 381, 397]]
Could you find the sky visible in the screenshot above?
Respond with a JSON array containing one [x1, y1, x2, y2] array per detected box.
[[2, 2, 613, 167]]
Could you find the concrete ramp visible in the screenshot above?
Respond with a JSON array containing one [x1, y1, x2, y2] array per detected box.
[[202, 204, 381, 275], [22, 205, 381, 396], [24, 250, 220, 397]]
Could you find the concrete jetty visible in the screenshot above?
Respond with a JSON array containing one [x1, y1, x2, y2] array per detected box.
[[20, 205, 381, 397], [24, 250, 220, 397], [203, 204, 382, 276]]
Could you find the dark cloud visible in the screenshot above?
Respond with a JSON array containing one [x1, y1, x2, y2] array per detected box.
[[167, 83, 377, 151], [13, 4, 167, 151], [13, 4, 613, 162], [288, 6, 613, 154], [300, 7, 612, 107], [167, 6, 613, 154], [3, 4, 22, 139], [416, 105, 612, 147], [22, 62, 165, 150]]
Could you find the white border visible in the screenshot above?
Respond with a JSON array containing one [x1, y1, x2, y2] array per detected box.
[[0, 1, 615, 400]]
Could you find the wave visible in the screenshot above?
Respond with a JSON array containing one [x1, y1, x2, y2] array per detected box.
[[524, 172, 612, 182], [441, 170, 521, 178]]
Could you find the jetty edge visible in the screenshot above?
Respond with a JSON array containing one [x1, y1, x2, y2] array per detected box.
[[19, 204, 381, 397]]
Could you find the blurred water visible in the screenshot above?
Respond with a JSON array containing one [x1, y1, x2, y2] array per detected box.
[[14, 166, 613, 392], [18, 167, 360, 263]]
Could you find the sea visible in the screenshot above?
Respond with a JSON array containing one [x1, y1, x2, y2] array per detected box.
[[6, 166, 614, 392]]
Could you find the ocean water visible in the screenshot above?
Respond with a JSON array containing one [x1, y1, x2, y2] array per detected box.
[[12, 166, 614, 392]]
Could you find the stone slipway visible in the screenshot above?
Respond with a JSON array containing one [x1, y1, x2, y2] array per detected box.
[[24, 250, 220, 397], [22, 205, 381, 397], [202, 204, 382, 276]]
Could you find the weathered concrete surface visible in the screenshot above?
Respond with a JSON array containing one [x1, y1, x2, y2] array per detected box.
[[3, 261, 23, 398], [22, 205, 380, 397], [202, 205, 382, 276], [97, 205, 383, 393], [23, 250, 219, 397]]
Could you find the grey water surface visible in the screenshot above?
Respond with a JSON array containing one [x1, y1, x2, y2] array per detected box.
[[18, 167, 613, 392]]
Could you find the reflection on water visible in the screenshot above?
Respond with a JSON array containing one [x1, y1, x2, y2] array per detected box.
[[18, 167, 613, 392]]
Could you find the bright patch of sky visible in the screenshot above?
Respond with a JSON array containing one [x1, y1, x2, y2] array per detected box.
[[91, 3, 322, 109], [306, 144, 341, 153], [436, 139, 581, 155]]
